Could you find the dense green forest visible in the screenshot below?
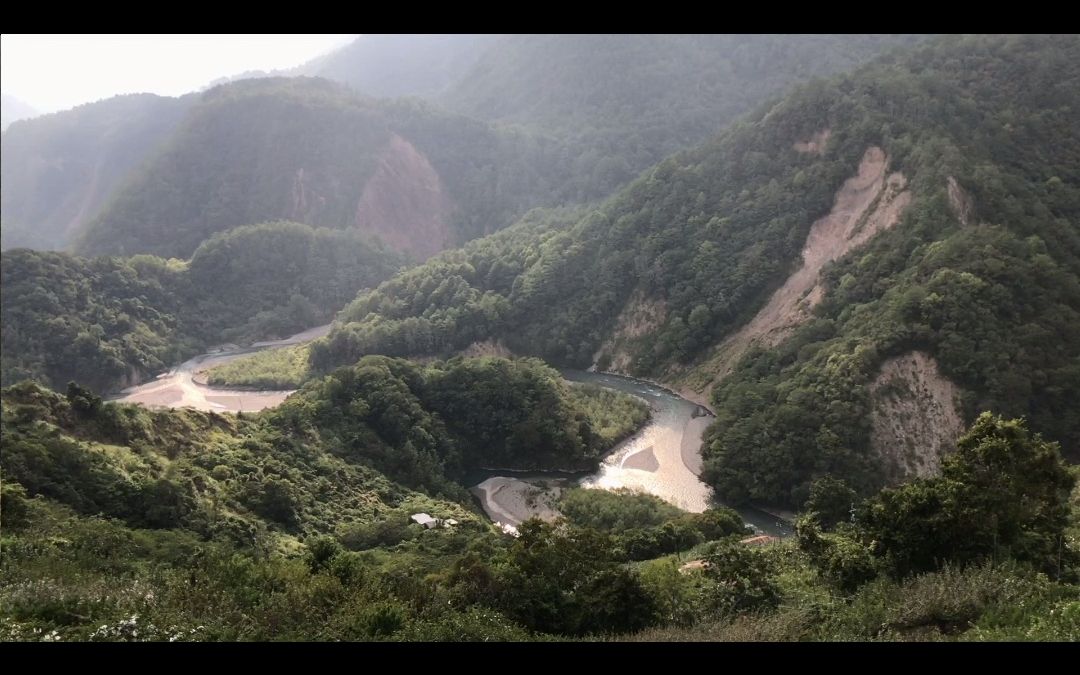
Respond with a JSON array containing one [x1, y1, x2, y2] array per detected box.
[[0, 356, 648, 548], [699, 34, 1080, 505], [3, 370, 1076, 639], [1, 222, 402, 392], [5, 36, 917, 261], [300, 35, 1080, 507], [275, 356, 648, 489], [1, 93, 196, 251], [310, 34, 925, 203]]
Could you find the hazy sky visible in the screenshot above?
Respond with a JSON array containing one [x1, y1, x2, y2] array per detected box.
[[1, 34, 356, 113]]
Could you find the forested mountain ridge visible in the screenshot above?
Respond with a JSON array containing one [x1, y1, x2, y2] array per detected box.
[[311, 34, 927, 204], [1, 222, 404, 393], [5, 35, 936, 394], [3, 377, 1076, 640], [71, 77, 586, 260], [441, 35, 925, 178], [8, 36, 922, 261], [1, 93, 196, 251], [311, 34, 1080, 506]]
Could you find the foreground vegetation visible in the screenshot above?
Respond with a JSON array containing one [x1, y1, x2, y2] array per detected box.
[[3, 385, 1076, 640]]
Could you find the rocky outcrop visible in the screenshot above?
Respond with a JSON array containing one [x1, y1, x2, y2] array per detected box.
[[869, 351, 965, 482], [460, 339, 514, 359], [593, 289, 668, 373], [947, 175, 975, 226]]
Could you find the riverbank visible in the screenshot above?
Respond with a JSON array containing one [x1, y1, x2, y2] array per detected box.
[[474, 369, 793, 537], [470, 476, 566, 528], [111, 324, 331, 413]]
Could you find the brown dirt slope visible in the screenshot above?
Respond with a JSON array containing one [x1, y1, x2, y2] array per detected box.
[[947, 175, 975, 226], [686, 146, 911, 395], [354, 133, 456, 260], [460, 339, 514, 359]]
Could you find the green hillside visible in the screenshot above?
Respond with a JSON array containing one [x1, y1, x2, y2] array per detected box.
[[1, 222, 402, 392], [72, 78, 574, 260], [3, 377, 1075, 640], [312, 34, 1080, 505], [68, 37, 921, 261], [439, 34, 926, 196]]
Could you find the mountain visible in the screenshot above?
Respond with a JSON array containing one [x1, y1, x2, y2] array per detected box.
[[1, 93, 195, 251], [303, 34, 499, 99], [315, 34, 928, 203], [72, 77, 580, 260], [8, 36, 920, 261], [437, 34, 927, 196], [1, 93, 38, 131], [313, 34, 1080, 506]]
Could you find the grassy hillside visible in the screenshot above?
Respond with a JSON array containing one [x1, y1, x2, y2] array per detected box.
[[3, 380, 1075, 640]]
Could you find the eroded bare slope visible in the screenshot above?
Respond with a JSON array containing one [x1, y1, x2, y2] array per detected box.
[[354, 134, 456, 260], [690, 146, 911, 393], [870, 351, 965, 481]]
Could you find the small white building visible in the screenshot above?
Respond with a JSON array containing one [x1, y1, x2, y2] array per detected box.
[[410, 513, 439, 529]]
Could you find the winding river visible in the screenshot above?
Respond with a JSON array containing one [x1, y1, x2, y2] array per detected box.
[[472, 370, 792, 537], [110, 324, 331, 411], [112, 327, 791, 537]]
